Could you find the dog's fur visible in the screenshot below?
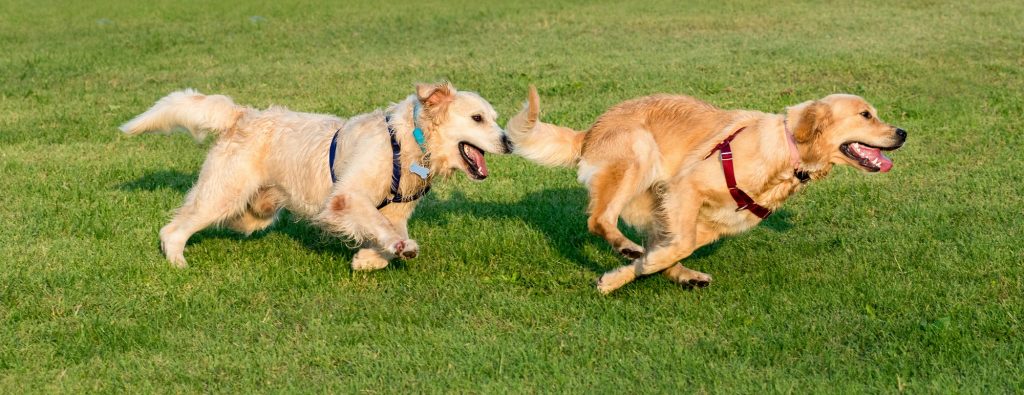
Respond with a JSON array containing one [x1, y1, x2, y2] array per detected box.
[[121, 82, 508, 270], [506, 87, 907, 293]]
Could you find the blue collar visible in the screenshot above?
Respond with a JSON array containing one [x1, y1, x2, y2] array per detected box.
[[411, 101, 427, 151]]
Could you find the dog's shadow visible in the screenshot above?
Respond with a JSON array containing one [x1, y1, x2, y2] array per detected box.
[[117, 170, 196, 193], [118, 171, 794, 274], [417, 188, 611, 272], [416, 188, 794, 274]]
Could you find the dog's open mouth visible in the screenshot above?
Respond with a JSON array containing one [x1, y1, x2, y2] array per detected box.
[[459, 142, 488, 180], [840, 142, 897, 173]]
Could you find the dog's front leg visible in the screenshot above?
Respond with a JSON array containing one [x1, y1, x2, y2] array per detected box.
[[317, 192, 418, 267], [350, 204, 417, 271]]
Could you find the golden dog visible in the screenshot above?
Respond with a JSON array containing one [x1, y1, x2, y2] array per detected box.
[[506, 87, 906, 293], [121, 82, 509, 270]]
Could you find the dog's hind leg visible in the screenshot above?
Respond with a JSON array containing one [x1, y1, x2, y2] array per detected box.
[[225, 186, 285, 235], [585, 160, 650, 259], [597, 186, 709, 294], [619, 190, 659, 241], [160, 145, 262, 268]]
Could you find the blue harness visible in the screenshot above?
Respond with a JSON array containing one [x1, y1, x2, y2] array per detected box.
[[328, 109, 431, 210]]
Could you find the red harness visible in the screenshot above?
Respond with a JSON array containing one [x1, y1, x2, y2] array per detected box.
[[704, 127, 773, 219]]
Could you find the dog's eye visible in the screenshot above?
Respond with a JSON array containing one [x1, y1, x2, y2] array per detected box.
[[860, 111, 872, 119], [471, 114, 484, 123]]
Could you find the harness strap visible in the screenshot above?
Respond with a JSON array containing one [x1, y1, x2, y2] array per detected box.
[[326, 115, 431, 210], [328, 129, 341, 183], [704, 127, 773, 219], [377, 115, 430, 209]]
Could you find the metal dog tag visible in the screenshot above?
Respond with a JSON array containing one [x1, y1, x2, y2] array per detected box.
[[410, 162, 430, 179]]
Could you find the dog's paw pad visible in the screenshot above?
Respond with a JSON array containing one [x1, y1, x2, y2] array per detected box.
[[687, 278, 711, 288], [682, 273, 712, 288], [389, 239, 418, 259], [390, 240, 405, 255], [619, 247, 644, 259], [399, 240, 419, 259]]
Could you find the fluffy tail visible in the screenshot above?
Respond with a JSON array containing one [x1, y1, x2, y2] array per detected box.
[[504, 85, 585, 167], [119, 89, 243, 140]]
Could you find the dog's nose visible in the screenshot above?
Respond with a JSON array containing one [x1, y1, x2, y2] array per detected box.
[[501, 134, 514, 154], [895, 128, 907, 140]]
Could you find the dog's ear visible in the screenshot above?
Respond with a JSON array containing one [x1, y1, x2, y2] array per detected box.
[[790, 100, 832, 143], [416, 81, 456, 108]]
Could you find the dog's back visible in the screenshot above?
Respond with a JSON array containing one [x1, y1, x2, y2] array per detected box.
[[120, 90, 348, 218], [583, 95, 735, 164]]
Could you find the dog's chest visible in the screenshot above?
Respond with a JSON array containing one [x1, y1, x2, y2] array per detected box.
[[700, 204, 761, 235], [699, 177, 801, 235]]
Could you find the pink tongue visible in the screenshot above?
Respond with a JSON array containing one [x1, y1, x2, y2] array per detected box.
[[857, 144, 893, 173], [467, 146, 488, 177]]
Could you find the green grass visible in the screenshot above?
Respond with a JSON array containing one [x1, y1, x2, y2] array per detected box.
[[2, 0, 1023, 392]]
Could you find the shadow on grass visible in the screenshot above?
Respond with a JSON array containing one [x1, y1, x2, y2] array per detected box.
[[187, 213, 357, 264], [760, 209, 795, 233], [117, 170, 196, 192], [119, 171, 793, 275], [417, 187, 610, 273], [415, 187, 793, 274]]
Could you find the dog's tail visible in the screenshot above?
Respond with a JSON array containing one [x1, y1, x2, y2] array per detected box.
[[119, 89, 243, 140], [504, 85, 585, 167]]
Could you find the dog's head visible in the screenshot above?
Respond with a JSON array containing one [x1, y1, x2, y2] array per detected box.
[[788, 94, 907, 173], [416, 82, 510, 181]]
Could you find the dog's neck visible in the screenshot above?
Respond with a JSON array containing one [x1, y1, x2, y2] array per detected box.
[[782, 110, 831, 181], [387, 98, 434, 181]]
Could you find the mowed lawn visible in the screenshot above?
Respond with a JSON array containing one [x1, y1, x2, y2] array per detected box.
[[1, 0, 1022, 392]]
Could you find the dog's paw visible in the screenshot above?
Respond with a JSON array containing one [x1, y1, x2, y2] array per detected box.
[[160, 225, 188, 268], [686, 277, 712, 288], [385, 239, 419, 259], [167, 254, 188, 269], [596, 266, 636, 295], [614, 240, 645, 259], [352, 248, 390, 271], [619, 246, 645, 259], [663, 265, 712, 289], [398, 239, 419, 259], [160, 240, 188, 268], [596, 274, 620, 295]]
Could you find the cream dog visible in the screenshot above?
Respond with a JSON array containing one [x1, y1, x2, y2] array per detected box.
[[121, 82, 509, 270]]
